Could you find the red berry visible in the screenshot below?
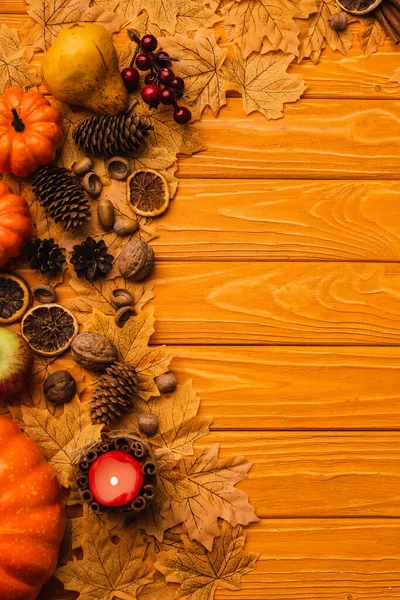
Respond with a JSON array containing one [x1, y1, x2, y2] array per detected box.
[[142, 84, 160, 108], [173, 105, 191, 125], [159, 68, 175, 85], [141, 34, 158, 52], [159, 87, 176, 105], [121, 67, 140, 90], [156, 50, 172, 67], [145, 73, 157, 85], [172, 76, 185, 93], [136, 52, 153, 71]]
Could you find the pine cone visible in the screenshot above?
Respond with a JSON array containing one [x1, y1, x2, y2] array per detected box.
[[90, 362, 138, 425], [70, 237, 114, 281], [72, 111, 152, 158], [32, 165, 91, 232], [26, 238, 66, 275]]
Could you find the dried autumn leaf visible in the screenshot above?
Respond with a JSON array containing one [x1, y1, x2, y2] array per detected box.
[[175, 0, 220, 34], [138, 573, 179, 600], [21, 397, 103, 487], [157, 522, 259, 600], [161, 29, 228, 121], [25, 0, 128, 51], [358, 16, 386, 58], [220, 0, 316, 58], [118, 0, 179, 33], [90, 309, 171, 400], [389, 65, 400, 84], [0, 40, 41, 95], [163, 444, 258, 550], [59, 517, 86, 565], [297, 0, 353, 63], [224, 50, 305, 119], [56, 520, 155, 599], [51, 101, 95, 169]]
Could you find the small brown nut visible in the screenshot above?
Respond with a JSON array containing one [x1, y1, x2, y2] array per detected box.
[[155, 371, 177, 394], [107, 157, 131, 181], [72, 157, 93, 175], [118, 240, 155, 281], [71, 332, 118, 372], [115, 305, 135, 328], [114, 218, 139, 237], [329, 12, 348, 30], [110, 288, 134, 309], [82, 172, 103, 197], [138, 413, 158, 437], [44, 370, 76, 404], [98, 198, 115, 230], [32, 284, 56, 304]]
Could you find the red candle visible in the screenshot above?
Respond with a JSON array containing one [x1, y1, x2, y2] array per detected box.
[[89, 450, 144, 507]]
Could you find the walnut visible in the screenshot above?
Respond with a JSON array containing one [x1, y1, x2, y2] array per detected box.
[[44, 370, 76, 404], [71, 332, 118, 372], [118, 240, 155, 281]]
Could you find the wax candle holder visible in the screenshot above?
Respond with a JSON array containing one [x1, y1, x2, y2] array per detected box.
[[74, 431, 157, 514]]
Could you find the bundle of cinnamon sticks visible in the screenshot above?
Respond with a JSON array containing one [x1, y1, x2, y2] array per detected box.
[[375, 0, 400, 43]]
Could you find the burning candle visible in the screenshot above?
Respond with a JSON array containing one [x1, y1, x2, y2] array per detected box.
[[89, 450, 144, 507]]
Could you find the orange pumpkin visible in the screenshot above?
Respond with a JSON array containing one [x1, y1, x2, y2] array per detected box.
[[0, 183, 33, 268], [0, 418, 65, 600], [0, 88, 63, 178]]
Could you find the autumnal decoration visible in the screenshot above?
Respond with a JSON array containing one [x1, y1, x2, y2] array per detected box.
[[42, 23, 129, 115], [72, 156, 93, 176], [114, 217, 140, 236], [155, 371, 178, 394], [26, 238, 66, 276], [0, 182, 33, 268], [0, 328, 33, 398], [72, 110, 153, 157], [0, 418, 65, 600], [329, 12, 349, 29], [90, 362, 138, 425], [81, 171, 103, 197], [21, 304, 78, 357], [0, 274, 30, 324], [98, 198, 116, 231], [0, 88, 63, 177], [337, 0, 383, 14], [118, 239, 155, 280], [138, 412, 159, 437], [32, 165, 91, 232], [110, 288, 134, 309], [0, 25, 41, 95], [115, 305, 136, 327], [71, 332, 118, 372], [366, 0, 400, 42], [107, 156, 131, 180], [32, 284, 57, 303], [75, 431, 157, 513], [128, 168, 171, 217], [44, 370, 77, 404], [70, 237, 114, 281]]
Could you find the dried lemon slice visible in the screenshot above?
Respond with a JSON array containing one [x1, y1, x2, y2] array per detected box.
[[0, 274, 30, 324], [127, 169, 170, 217], [21, 304, 78, 357], [336, 0, 382, 14]]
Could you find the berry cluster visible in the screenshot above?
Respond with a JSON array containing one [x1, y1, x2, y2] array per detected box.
[[121, 30, 192, 125]]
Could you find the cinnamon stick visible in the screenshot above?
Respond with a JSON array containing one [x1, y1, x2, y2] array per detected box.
[[380, 2, 400, 39], [387, 0, 400, 11], [375, 7, 400, 43]]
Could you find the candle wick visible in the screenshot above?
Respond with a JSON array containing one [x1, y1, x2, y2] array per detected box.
[[110, 476, 119, 486]]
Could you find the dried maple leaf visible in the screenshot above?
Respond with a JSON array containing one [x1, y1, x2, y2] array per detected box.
[[157, 522, 258, 600], [220, 0, 316, 58], [25, 0, 128, 51], [21, 397, 103, 487], [117, 0, 179, 34], [51, 101, 96, 169], [358, 16, 386, 58], [138, 573, 179, 600], [174, 0, 220, 35], [297, 0, 353, 63], [0, 25, 41, 95], [224, 49, 305, 119], [56, 520, 155, 599], [161, 29, 228, 121], [90, 309, 171, 400], [59, 517, 86, 565], [162, 444, 258, 550]]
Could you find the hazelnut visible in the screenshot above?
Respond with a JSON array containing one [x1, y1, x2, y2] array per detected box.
[[329, 12, 348, 30], [138, 413, 158, 437], [44, 370, 76, 404], [155, 371, 177, 394], [118, 240, 155, 281]]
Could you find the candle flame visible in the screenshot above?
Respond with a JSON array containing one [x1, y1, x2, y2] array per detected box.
[[110, 476, 119, 486]]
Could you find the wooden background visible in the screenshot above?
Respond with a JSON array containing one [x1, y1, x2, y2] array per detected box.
[[5, 3, 400, 597]]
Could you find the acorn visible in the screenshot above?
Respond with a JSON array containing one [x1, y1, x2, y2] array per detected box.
[[109, 288, 134, 309], [115, 305, 135, 328], [155, 371, 177, 394], [72, 157, 93, 175], [32, 284, 56, 304], [82, 172, 103, 197], [114, 218, 139, 236], [107, 157, 131, 181], [98, 198, 115, 230], [138, 413, 158, 437], [329, 12, 348, 30]]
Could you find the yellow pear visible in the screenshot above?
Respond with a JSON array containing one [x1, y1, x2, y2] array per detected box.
[[42, 23, 128, 115]]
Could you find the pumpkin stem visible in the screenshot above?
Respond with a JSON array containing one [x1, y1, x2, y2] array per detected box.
[[10, 108, 25, 132]]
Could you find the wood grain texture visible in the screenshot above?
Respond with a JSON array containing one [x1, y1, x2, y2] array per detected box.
[[172, 346, 400, 430], [156, 179, 400, 261], [37, 519, 400, 599], [150, 262, 400, 345]]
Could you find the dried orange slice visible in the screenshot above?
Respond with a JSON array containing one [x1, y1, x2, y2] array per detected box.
[[0, 274, 30, 324], [127, 169, 170, 217], [21, 304, 78, 357], [336, 0, 382, 14]]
